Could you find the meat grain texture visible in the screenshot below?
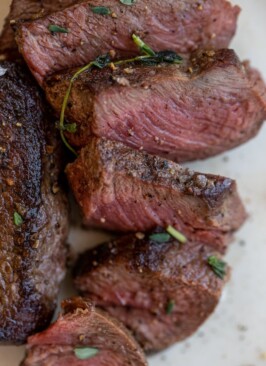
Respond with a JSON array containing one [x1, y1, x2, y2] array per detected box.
[[15, 0, 240, 84], [66, 138, 246, 253], [45, 49, 266, 162], [21, 297, 147, 366], [0, 0, 78, 59], [74, 231, 228, 352], [0, 62, 68, 344]]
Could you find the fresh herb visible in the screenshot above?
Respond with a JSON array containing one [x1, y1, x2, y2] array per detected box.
[[0, 66, 7, 77], [91, 6, 111, 15], [132, 34, 155, 56], [208, 256, 227, 279], [149, 232, 171, 243], [14, 212, 23, 226], [64, 123, 77, 133], [166, 300, 175, 315], [74, 347, 99, 360], [166, 225, 187, 244], [120, 0, 136, 5], [59, 36, 182, 154], [48, 25, 69, 34]]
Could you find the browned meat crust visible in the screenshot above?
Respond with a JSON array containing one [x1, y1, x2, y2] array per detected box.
[[66, 137, 246, 253], [0, 61, 69, 344], [73, 232, 228, 351]]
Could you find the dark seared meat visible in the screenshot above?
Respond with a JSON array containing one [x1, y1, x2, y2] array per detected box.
[[15, 0, 240, 84], [21, 297, 147, 366], [0, 0, 77, 59], [73, 231, 227, 352], [45, 49, 266, 162], [0, 61, 69, 344], [66, 138, 246, 253]]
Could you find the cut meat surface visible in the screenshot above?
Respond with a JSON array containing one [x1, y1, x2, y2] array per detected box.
[[66, 138, 246, 253], [21, 297, 147, 366], [0, 0, 78, 59], [73, 231, 227, 352], [45, 49, 266, 162], [15, 0, 240, 84], [0, 61, 68, 344]]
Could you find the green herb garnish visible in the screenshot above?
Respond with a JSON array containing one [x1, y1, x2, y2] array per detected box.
[[208, 256, 227, 279], [59, 36, 182, 154], [14, 212, 23, 226], [132, 34, 155, 56], [149, 233, 171, 243], [166, 300, 175, 315], [91, 6, 111, 15], [48, 25, 69, 34], [74, 347, 99, 360], [120, 0, 136, 4], [64, 123, 77, 133], [166, 225, 187, 244]]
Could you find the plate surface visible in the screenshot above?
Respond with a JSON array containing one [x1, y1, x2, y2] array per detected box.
[[1, 1, 266, 365]]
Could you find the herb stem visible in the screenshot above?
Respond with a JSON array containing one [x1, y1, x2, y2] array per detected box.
[[166, 225, 187, 244]]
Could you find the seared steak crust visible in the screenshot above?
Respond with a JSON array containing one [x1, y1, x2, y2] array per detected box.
[[45, 49, 266, 162], [15, 0, 240, 84], [0, 61, 68, 344], [74, 232, 227, 351], [0, 0, 77, 59], [21, 297, 147, 366], [66, 138, 246, 253]]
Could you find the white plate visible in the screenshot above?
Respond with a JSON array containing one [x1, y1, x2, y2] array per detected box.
[[1, 1, 266, 365]]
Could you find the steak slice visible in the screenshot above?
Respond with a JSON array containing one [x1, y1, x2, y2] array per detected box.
[[0, 61, 69, 344], [66, 138, 246, 253], [0, 0, 78, 60], [15, 0, 240, 84], [45, 49, 266, 162], [21, 297, 147, 366], [73, 231, 228, 352]]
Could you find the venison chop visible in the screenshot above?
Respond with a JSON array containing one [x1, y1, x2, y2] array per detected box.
[[45, 49, 266, 162], [74, 231, 228, 352], [0, 61, 68, 344], [21, 297, 147, 366], [15, 0, 240, 84], [66, 138, 246, 253]]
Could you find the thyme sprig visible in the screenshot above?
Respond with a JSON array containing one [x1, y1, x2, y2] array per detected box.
[[59, 35, 182, 154]]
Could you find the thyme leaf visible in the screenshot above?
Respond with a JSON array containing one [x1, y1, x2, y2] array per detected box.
[[91, 6, 111, 15], [74, 347, 99, 360], [48, 24, 69, 34], [149, 233, 171, 243], [64, 123, 77, 133], [166, 225, 187, 244], [14, 212, 23, 226], [120, 0, 136, 5], [208, 256, 227, 279], [166, 300, 175, 315]]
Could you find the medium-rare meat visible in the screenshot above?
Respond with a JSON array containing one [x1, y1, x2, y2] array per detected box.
[[73, 231, 228, 352], [0, 0, 78, 59], [21, 297, 147, 366], [0, 61, 68, 344], [45, 49, 266, 161], [66, 137, 246, 253], [15, 0, 240, 84]]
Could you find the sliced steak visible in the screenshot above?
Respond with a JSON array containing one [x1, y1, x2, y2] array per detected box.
[[66, 138, 246, 253], [45, 49, 266, 161], [0, 0, 77, 59], [21, 297, 147, 366], [15, 0, 240, 84], [73, 231, 227, 352], [0, 61, 68, 344]]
